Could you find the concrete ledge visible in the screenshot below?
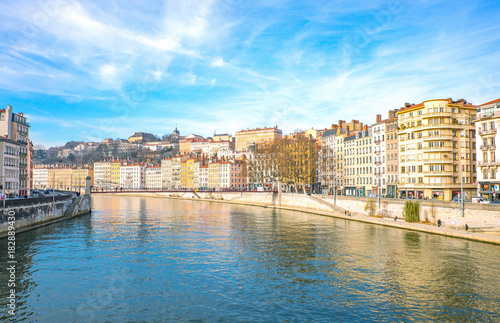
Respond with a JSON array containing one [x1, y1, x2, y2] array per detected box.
[[96, 192, 500, 246]]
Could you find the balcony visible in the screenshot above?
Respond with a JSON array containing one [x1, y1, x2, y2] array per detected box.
[[20, 174, 28, 179], [19, 130, 28, 136], [480, 145, 496, 151], [374, 161, 383, 166], [374, 150, 382, 155], [423, 158, 453, 163], [476, 110, 500, 120], [422, 135, 453, 141], [478, 128, 497, 136], [373, 140, 382, 145], [373, 129, 381, 133], [20, 152, 27, 157], [422, 145, 454, 152], [423, 171, 454, 176], [421, 112, 452, 118], [19, 163, 28, 168]]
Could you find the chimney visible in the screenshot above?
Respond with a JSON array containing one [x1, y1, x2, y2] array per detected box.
[[405, 103, 411, 108], [376, 114, 382, 123], [388, 110, 396, 120], [347, 127, 350, 136]]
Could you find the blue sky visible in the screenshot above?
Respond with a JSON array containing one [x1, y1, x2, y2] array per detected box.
[[1, 0, 500, 148]]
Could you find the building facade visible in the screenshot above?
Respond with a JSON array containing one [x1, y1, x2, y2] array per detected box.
[[397, 98, 477, 201], [385, 110, 399, 198], [235, 126, 282, 152], [372, 115, 387, 197], [0, 137, 21, 196], [475, 98, 500, 201]]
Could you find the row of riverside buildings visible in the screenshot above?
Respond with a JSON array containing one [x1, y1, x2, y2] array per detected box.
[[0, 105, 34, 197], [32, 97, 500, 202]]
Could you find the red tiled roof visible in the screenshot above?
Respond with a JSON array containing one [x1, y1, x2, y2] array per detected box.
[[479, 98, 500, 106]]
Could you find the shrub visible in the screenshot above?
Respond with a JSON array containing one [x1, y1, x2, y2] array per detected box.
[[364, 198, 377, 216], [403, 201, 420, 222]]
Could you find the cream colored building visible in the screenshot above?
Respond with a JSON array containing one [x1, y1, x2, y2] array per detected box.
[[354, 128, 372, 197], [208, 162, 221, 189], [235, 126, 282, 152], [145, 166, 162, 189], [475, 98, 500, 201], [397, 98, 477, 201]]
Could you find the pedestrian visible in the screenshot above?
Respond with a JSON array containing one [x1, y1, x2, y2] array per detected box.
[[344, 210, 347, 216], [437, 219, 441, 227], [394, 216, 397, 221], [465, 223, 469, 231]]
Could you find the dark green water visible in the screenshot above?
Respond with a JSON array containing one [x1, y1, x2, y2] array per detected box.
[[1, 195, 499, 322]]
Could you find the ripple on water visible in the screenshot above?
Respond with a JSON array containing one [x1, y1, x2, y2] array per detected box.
[[0, 196, 499, 322]]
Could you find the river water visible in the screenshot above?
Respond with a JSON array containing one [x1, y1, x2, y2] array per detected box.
[[1, 195, 500, 322]]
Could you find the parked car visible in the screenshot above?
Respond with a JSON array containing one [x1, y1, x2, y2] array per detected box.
[[490, 200, 500, 204], [471, 197, 490, 204], [452, 197, 463, 202]]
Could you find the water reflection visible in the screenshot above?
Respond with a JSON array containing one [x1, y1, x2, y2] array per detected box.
[[0, 196, 499, 322]]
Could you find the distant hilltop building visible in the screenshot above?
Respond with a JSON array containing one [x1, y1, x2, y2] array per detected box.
[[128, 132, 158, 143], [235, 126, 282, 151]]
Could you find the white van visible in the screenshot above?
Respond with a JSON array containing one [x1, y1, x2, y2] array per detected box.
[[471, 197, 490, 204]]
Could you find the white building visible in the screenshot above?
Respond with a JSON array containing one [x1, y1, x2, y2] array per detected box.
[[199, 165, 208, 189], [319, 128, 338, 194], [33, 167, 48, 189], [145, 166, 162, 189], [120, 163, 145, 189], [372, 115, 387, 196], [476, 98, 500, 201], [143, 141, 178, 151], [94, 161, 112, 189], [190, 140, 210, 155], [220, 162, 231, 188], [0, 137, 21, 196]]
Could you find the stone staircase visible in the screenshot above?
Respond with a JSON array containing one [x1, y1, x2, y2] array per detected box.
[[63, 196, 81, 217], [308, 195, 346, 214]]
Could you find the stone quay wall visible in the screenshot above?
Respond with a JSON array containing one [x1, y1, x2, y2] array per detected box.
[[0, 193, 92, 238]]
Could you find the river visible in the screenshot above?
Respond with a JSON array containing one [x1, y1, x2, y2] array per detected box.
[[1, 195, 499, 322]]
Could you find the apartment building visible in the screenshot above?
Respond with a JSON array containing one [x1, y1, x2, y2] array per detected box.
[[343, 135, 357, 196], [385, 110, 399, 198], [354, 127, 372, 197], [229, 160, 246, 190], [72, 167, 93, 192], [145, 166, 162, 189], [33, 166, 48, 189], [397, 98, 477, 201], [199, 165, 208, 189], [120, 163, 145, 189], [372, 115, 387, 197], [0, 105, 30, 196], [319, 127, 338, 194], [208, 162, 221, 189], [475, 98, 500, 201], [235, 126, 282, 152], [0, 137, 21, 196], [161, 158, 172, 188], [94, 161, 112, 189]]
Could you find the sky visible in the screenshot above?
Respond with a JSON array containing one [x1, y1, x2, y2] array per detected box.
[[1, 0, 500, 148]]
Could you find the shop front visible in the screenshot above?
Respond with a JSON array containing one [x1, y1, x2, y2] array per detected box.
[[387, 185, 396, 198], [432, 190, 444, 200]]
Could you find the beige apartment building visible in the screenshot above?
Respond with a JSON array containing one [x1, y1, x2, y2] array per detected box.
[[354, 127, 372, 197], [397, 98, 477, 201], [235, 126, 282, 152]]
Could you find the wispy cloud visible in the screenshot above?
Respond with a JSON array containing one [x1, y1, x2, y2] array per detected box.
[[1, 0, 500, 146]]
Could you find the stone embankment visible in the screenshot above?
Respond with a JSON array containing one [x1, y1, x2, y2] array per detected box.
[[95, 191, 500, 245], [0, 177, 93, 239]]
